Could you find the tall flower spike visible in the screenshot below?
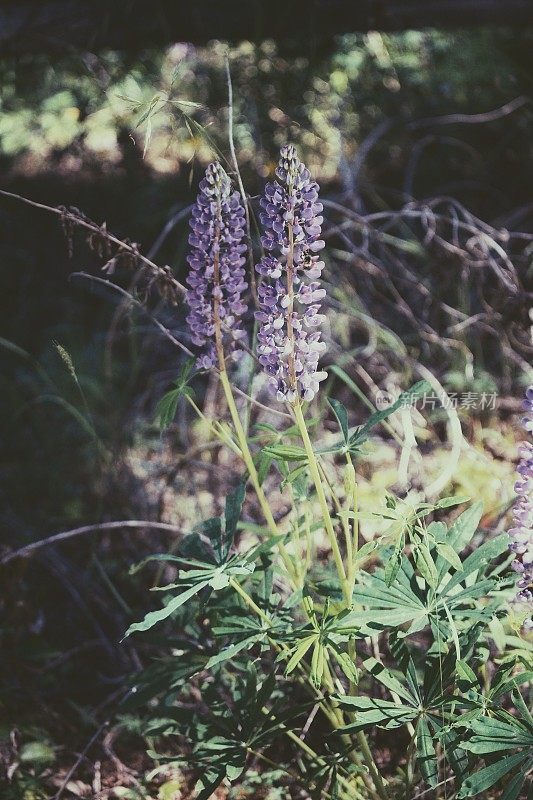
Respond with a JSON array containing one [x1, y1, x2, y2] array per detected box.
[[186, 162, 248, 370], [255, 145, 327, 403], [508, 384, 533, 628]]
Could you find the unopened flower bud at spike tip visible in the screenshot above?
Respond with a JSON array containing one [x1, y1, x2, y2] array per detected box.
[[255, 145, 327, 403], [508, 383, 533, 628], [185, 162, 248, 369]]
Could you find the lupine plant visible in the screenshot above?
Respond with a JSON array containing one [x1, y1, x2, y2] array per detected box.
[[124, 148, 532, 800]]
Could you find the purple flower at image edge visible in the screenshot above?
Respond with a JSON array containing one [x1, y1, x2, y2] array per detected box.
[[185, 162, 248, 369], [508, 384, 533, 628], [255, 145, 328, 403]]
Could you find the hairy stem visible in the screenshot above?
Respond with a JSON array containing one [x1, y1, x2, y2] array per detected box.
[[293, 402, 350, 605], [219, 369, 298, 583]]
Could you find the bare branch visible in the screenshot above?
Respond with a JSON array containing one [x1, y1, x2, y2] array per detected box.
[[1, 520, 185, 565]]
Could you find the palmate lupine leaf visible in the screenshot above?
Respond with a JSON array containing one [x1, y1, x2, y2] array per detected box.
[[124, 556, 255, 637], [363, 656, 419, 705], [320, 380, 430, 455], [185, 664, 314, 800], [442, 673, 533, 798], [276, 600, 365, 688], [178, 482, 247, 565], [124, 580, 211, 637], [352, 561, 429, 633], [353, 502, 509, 642], [205, 632, 267, 670], [337, 633, 502, 792], [155, 358, 197, 429], [124, 478, 253, 638], [334, 696, 418, 732]]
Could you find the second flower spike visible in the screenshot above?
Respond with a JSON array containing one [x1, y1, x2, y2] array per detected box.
[[256, 145, 327, 403]]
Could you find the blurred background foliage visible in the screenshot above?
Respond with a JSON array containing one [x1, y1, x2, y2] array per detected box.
[[1, 27, 532, 798], [2, 30, 533, 199]]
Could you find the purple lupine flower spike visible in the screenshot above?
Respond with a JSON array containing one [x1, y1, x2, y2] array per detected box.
[[255, 145, 327, 403], [508, 384, 533, 628], [185, 162, 248, 369]]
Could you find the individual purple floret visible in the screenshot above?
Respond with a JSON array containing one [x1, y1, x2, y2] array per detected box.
[[255, 145, 327, 403], [508, 385, 533, 627], [185, 162, 248, 369]]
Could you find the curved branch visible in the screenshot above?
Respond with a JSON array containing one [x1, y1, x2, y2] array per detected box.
[[1, 520, 185, 565]]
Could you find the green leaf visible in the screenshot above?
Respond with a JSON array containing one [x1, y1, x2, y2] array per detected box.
[[179, 531, 214, 563], [124, 580, 209, 637], [221, 483, 246, 562], [263, 444, 308, 462], [436, 502, 483, 582], [435, 542, 463, 572], [441, 534, 508, 595], [208, 571, 231, 590], [328, 398, 349, 444], [194, 772, 225, 800], [389, 633, 421, 702], [286, 635, 317, 674], [457, 752, 529, 798], [417, 716, 438, 788], [348, 380, 430, 449], [329, 642, 359, 683], [155, 360, 197, 429], [499, 771, 527, 800], [384, 532, 405, 587], [363, 657, 417, 705], [155, 389, 180, 429], [257, 450, 273, 485], [226, 763, 244, 781], [310, 639, 325, 688], [335, 696, 417, 731], [129, 552, 186, 575], [435, 495, 471, 509], [353, 566, 428, 635], [511, 687, 533, 727], [414, 543, 438, 588], [456, 660, 479, 692], [280, 463, 308, 491], [462, 717, 533, 753], [205, 634, 265, 670]]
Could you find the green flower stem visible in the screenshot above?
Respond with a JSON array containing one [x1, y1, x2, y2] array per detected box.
[[304, 503, 313, 572], [287, 483, 305, 587], [293, 402, 350, 605], [345, 455, 359, 596], [218, 369, 298, 585]]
